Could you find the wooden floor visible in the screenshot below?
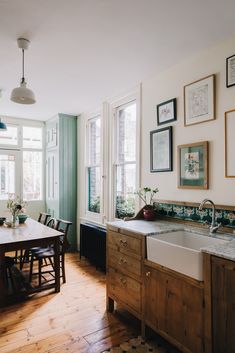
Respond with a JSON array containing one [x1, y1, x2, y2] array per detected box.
[[0, 253, 140, 353]]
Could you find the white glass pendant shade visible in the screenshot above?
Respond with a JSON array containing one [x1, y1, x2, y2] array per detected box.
[[11, 81, 36, 105]]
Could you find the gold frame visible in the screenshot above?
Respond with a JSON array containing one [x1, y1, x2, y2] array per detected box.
[[225, 109, 235, 178], [178, 141, 209, 189], [184, 74, 216, 127]]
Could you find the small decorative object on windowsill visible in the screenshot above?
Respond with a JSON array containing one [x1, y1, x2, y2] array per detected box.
[[124, 187, 159, 221], [7, 196, 27, 228]]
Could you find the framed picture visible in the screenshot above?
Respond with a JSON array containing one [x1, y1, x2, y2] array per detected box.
[[178, 141, 209, 189], [150, 126, 172, 172], [225, 109, 235, 177], [157, 98, 177, 125], [226, 54, 235, 88], [184, 74, 215, 126]]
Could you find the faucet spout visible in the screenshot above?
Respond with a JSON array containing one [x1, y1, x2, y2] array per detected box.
[[198, 199, 222, 234]]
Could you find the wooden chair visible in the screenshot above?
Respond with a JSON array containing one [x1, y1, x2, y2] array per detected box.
[[20, 212, 53, 270], [38, 212, 51, 225], [29, 219, 72, 286], [4, 256, 15, 292]]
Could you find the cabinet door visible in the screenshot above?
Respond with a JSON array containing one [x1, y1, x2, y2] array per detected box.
[[144, 265, 204, 353], [46, 151, 59, 217], [144, 266, 167, 331], [212, 256, 235, 353], [165, 274, 204, 353], [46, 120, 58, 148]]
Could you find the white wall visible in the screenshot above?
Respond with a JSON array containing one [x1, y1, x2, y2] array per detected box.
[[77, 34, 235, 235], [141, 35, 235, 206]]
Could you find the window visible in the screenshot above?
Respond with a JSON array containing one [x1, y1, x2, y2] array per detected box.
[[22, 126, 43, 201], [0, 154, 16, 200], [23, 126, 42, 149], [23, 151, 42, 201], [87, 116, 101, 214], [0, 125, 18, 146], [114, 101, 137, 219]]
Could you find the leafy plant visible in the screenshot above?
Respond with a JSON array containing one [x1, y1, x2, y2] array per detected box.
[[7, 196, 27, 216], [135, 187, 159, 208], [116, 195, 135, 219], [89, 196, 100, 213]]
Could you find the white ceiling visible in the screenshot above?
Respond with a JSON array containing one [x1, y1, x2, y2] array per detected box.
[[0, 0, 235, 121]]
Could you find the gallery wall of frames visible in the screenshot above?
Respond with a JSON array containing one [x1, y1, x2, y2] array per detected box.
[[141, 35, 235, 206]]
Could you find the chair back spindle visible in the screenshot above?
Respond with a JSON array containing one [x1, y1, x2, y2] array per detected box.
[[38, 212, 51, 225]]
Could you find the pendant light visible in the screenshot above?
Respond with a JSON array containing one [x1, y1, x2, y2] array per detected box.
[[10, 38, 36, 105]]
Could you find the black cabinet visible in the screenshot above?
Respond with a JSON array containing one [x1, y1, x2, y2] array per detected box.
[[80, 223, 106, 271]]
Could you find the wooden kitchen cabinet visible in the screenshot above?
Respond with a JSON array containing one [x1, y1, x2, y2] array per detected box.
[[144, 263, 204, 353], [211, 256, 235, 353], [106, 226, 144, 319]]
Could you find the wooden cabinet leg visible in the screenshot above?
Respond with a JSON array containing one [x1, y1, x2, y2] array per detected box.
[[141, 320, 146, 340], [106, 296, 114, 312]]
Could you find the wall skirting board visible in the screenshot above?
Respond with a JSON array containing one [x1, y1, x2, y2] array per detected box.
[[156, 200, 235, 229]]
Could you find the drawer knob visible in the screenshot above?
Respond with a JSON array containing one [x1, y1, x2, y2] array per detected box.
[[120, 277, 127, 285], [118, 258, 127, 265], [146, 271, 151, 277], [119, 239, 127, 247]]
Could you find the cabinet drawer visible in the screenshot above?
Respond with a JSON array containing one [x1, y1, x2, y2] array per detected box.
[[108, 248, 141, 278], [108, 231, 141, 257], [108, 268, 141, 313]]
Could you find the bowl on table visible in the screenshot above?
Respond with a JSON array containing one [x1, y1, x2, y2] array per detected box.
[[18, 214, 28, 224], [0, 217, 6, 226]]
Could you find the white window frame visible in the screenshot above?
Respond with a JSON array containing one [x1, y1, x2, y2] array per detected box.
[[85, 112, 103, 223], [0, 116, 45, 202], [22, 125, 44, 202], [109, 89, 141, 221]]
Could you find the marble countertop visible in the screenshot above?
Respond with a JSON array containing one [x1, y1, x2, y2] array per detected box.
[[107, 219, 184, 236], [107, 219, 235, 261]]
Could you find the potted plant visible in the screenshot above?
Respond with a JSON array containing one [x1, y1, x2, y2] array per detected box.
[[135, 187, 159, 220]]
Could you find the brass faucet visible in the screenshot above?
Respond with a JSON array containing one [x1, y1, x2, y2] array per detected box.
[[199, 199, 222, 234]]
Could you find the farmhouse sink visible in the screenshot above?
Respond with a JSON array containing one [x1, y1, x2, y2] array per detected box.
[[147, 231, 228, 280]]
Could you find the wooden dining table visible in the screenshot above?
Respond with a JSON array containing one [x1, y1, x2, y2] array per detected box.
[[0, 218, 63, 306]]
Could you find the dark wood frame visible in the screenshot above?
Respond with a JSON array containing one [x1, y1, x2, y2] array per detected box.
[[184, 74, 215, 127], [157, 98, 177, 125], [150, 126, 173, 172], [178, 141, 209, 189], [225, 109, 235, 178], [226, 54, 235, 88]]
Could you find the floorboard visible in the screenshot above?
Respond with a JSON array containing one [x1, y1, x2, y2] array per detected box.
[[0, 253, 139, 353]]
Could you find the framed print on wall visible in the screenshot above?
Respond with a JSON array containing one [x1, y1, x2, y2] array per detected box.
[[157, 98, 177, 125], [225, 109, 235, 177], [226, 54, 235, 88], [178, 141, 209, 189], [150, 126, 172, 172], [184, 74, 215, 126]]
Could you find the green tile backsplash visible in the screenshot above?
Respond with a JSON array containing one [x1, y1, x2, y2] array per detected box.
[[156, 202, 235, 228]]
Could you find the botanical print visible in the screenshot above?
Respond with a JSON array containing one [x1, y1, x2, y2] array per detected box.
[[188, 84, 208, 119], [184, 152, 199, 179], [159, 102, 173, 122], [153, 130, 169, 170]]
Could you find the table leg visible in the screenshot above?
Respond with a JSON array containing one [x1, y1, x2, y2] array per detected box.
[[0, 248, 7, 307], [54, 238, 60, 293]]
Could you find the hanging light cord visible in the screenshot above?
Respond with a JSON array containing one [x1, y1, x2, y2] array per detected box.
[[21, 49, 25, 84]]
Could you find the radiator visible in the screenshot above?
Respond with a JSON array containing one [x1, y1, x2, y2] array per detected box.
[[80, 223, 106, 272]]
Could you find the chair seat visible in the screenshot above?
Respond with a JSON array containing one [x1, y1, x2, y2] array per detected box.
[[5, 256, 15, 267], [33, 248, 55, 258]]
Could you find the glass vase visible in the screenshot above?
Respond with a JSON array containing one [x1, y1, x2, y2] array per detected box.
[[12, 214, 19, 228]]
